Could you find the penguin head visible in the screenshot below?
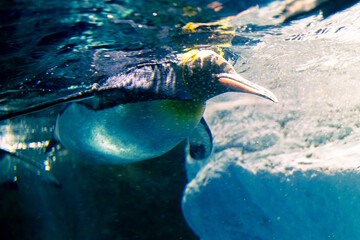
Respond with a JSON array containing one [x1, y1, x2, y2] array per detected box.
[[182, 50, 278, 103]]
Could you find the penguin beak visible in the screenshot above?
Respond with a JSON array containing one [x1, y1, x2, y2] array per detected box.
[[217, 73, 278, 103]]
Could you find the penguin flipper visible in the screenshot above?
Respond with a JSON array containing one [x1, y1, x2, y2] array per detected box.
[[188, 117, 213, 160], [0, 149, 61, 188]]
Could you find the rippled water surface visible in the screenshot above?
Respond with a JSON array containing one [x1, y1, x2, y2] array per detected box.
[[2, 0, 360, 239]]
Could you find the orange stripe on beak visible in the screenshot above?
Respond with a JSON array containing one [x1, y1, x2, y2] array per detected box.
[[218, 73, 278, 103]]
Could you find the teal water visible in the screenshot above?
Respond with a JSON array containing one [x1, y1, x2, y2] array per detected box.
[[0, 0, 263, 239], [2, 0, 360, 239]]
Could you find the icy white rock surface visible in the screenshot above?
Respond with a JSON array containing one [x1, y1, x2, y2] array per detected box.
[[183, 1, 360, 239], [183, 142, 360, 240]]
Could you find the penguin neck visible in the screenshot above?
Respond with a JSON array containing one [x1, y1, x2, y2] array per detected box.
[[178, 50, 224, 102], [182, 70, 222, 102]]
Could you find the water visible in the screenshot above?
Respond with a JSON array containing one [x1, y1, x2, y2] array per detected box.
[[2, 0, 360, 239]]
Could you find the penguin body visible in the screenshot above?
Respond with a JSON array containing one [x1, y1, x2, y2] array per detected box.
[[55, 100, 205, 163], [0, 49, 277, 164]]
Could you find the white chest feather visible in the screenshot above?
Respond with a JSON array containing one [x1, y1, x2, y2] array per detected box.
[[55, 100, 205, 164]]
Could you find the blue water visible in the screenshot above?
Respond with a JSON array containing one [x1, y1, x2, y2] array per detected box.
[[0, 0, 264, 239], [2, 0, 360, 239]]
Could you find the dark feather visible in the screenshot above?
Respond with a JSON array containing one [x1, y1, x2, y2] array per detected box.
[[0, 48, 192, 120]]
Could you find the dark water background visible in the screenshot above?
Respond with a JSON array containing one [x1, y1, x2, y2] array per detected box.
[[3, 0, 360, 239], [0, 0, 266, 239], [0, 0, 266, 89]]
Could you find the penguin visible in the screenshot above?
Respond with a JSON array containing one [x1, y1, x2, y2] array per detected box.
[[0, 49, 277, 164]]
